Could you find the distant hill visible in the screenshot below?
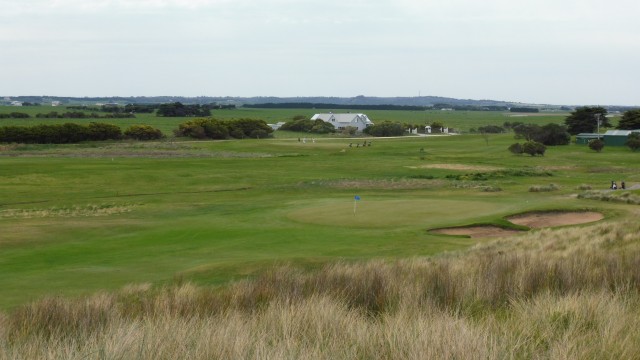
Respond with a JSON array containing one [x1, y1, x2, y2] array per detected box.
[[1, 95, 635, 112], [0, 95, 546, 107]]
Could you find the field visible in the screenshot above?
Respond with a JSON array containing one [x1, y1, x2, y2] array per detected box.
[[1, 107, 639, 357]]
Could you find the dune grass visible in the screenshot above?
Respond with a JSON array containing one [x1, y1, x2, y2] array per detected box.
[[1, 220, 639, 359]]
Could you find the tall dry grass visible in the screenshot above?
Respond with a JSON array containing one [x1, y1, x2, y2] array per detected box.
[[1, 220, 639, 359]]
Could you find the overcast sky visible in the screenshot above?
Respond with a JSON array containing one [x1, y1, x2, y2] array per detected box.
[[1, 0, 639, 105]]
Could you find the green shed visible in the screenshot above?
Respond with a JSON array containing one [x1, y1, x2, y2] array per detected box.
[[575, 133, 603, 145], [603, 130, 640, 146]]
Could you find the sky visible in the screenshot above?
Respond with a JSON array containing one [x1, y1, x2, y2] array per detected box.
[[1, 0, 639, 105]]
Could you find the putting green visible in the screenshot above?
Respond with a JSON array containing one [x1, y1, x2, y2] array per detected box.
[[287, 198, 513, 228]]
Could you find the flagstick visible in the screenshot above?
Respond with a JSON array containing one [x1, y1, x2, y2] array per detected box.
[[353, 199, 357, 215]]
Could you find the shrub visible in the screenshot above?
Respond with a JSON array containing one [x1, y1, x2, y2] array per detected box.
[[364, 121, 404, 137], [228, 118, 273, 138], [250, 129, 269, 139], [522, 141, 546, 156], [280, 119, 335, 134], [478, 125, 505, 133], [626, 133, 640, 151], [87, 122, 122, 141], [124, 125, 164, 140], [508, 143, 523, 155], [576, 184, 592, 191], [588, 139, 605, 152], [528, 183, 559, 192]]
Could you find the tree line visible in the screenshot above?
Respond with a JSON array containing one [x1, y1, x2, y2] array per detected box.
[[0, 112, 30, 119], [156, 102, 235, 117], [0, 122, 165, 143], [35, 111, 135, 119], [174, 118, 273, 139]]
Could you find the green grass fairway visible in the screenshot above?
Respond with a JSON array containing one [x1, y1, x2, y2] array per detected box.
[[0, 112, 638, 309], [288, 198, 518, 228]]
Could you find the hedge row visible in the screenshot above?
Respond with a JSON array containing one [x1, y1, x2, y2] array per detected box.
[[174, 118, 273, 139], [0, 123, 163, 144]]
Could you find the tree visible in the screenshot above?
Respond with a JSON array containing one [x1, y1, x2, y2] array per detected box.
[[430, 121, 445, 133], [626, 132, 640, 151], [537, 123, 571, 145], [617, 109, 640, 130], [513, 123, 542, 141], [588, 139, 604, 152], [564, 106, 610, 135]]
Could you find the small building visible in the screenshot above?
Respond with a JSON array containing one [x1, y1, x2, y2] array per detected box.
[[575, 133, 603, 145], [311, 113, 373, 132], [603, 130, 640, 146], [268, 122, 286, 130], [10, 101, 22, 106]]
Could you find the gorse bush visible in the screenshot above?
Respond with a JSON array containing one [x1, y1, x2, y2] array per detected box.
[[124, 125, 164, 140], [174, 118, 273, 139], [2, 221, 640, 359], [0, 122, 123, 144], [523, 140, 546, 156]]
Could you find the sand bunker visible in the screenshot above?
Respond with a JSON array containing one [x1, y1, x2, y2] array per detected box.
[[432, 211, 604, 238], [507, 211, 603, 229], [431, 226, 522, 238]]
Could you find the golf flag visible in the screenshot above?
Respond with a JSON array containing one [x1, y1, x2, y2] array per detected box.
[[353, 195, 360, 215], [354, 195, 361, 200]]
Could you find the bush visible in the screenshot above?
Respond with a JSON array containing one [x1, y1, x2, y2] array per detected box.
[[588, 139, 605, 152], [508, 143, 523, 155], [227, 118, 273, 139], [87, 122, 122, 141], [529, 184, 559, 192], [626, 133, 640, 151], [364, 121, 404, 137], [522, 141, 546, 156], [0, 122, 122, 144], [174, 118, 273, 140], [478, 125, 505, 134], [280, 119, 335, 134], [124, 125, 164, 140]]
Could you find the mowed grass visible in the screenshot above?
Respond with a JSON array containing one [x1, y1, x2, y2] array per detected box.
[[0, 111, 638, 309]]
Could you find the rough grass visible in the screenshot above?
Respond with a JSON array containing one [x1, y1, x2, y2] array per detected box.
[[0, 204, 134, 219], [1, 220, 639, 359], [578, 190, 640, 205]]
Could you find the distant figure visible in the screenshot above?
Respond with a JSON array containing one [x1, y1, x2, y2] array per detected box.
[[349, 143, 352, 147], [302, 137, 306, 144], [621, 181, 626, 190], [298, 138, 300, 142], [612, 181, 618, 190]]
